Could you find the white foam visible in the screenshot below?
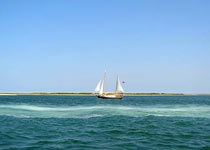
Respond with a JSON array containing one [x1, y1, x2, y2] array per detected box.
[[0, 104, 210, 119], [82, 114, 104, 119], [0, 105, 133, 111], [0, 114, 32, 118]]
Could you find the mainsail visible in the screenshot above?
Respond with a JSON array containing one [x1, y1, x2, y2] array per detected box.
[[103, 72, 106, 94], [94, 80, 101, 93], [115, 75, 124, 93]]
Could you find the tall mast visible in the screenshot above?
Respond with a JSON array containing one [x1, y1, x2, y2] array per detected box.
[[103, 72, 106, 94], [115, 74, 118, 93]]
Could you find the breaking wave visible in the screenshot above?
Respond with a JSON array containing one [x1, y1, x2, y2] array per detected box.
[[0, 104, 210, 118]]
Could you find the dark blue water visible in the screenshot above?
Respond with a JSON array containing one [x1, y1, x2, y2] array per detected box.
[[1, 96, 210, 149]]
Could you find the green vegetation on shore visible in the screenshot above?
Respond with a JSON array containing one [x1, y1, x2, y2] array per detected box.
[[125, 93, 185, 96], [0, 93, 209, 96]]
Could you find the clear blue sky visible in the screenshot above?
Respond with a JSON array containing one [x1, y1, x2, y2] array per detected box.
[[0, 0, 210, 93]]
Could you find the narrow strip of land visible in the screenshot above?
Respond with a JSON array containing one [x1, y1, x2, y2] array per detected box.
[[0, 93, 209, 96]]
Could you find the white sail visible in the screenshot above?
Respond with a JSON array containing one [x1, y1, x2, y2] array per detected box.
[[103, 72, 106, 94], [94, 80, 101, 93], [115, 75, 124, 93], [99, 81, 104, 94]]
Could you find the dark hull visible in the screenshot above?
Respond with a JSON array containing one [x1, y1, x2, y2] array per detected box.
[[98, 94, 123, 99]]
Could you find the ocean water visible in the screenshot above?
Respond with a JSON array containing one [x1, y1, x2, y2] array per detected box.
[[0, 96, 210, 150]]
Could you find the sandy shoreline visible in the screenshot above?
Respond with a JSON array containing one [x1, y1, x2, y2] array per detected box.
[[0, 93, 209, 96]]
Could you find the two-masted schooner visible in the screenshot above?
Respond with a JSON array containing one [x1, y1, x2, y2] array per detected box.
[[93, 72, 124, 99]]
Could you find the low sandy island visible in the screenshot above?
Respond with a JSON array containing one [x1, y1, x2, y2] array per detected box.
[[0, 93, 209, 96]]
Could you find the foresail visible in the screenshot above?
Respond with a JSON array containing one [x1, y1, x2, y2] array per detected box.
[[99, 81, 104, 94], [94, 80, 101, 93], [116, 75, 124, 93]]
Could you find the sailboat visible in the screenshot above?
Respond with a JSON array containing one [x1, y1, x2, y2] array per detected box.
[[93, 72, 124, 99]]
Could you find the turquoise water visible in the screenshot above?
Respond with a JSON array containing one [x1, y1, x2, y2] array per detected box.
[[1, 96, 210, 149]]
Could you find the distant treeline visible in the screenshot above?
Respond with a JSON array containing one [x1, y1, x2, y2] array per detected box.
[[30, 92, 185, 96], [1, 93, 209, 96], [125, 93, 184, 95]]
